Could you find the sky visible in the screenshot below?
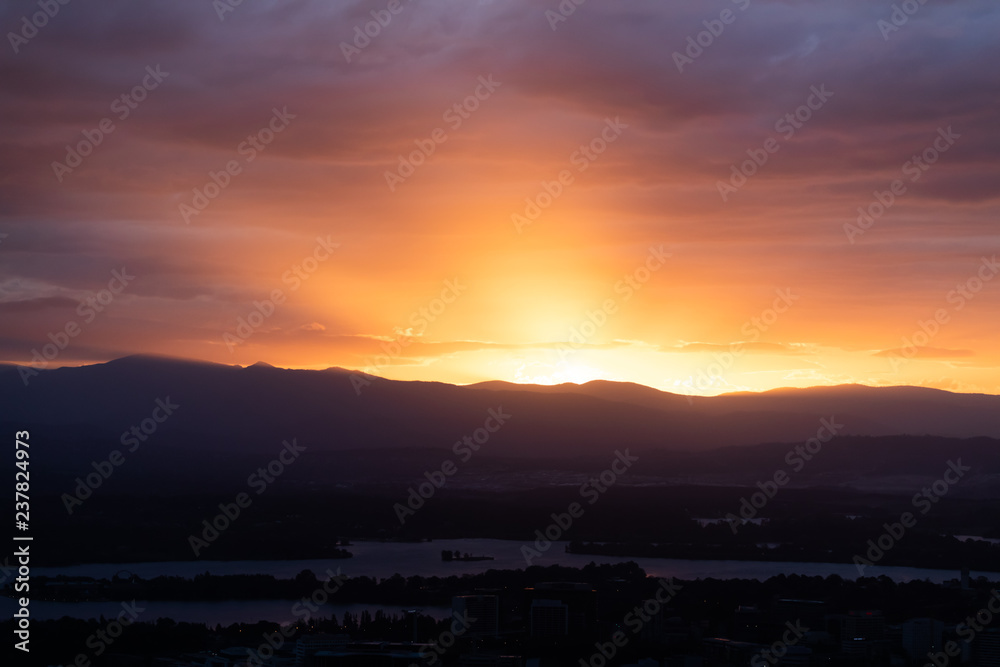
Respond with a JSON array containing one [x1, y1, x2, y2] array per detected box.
[[1, 0, 999, 396]]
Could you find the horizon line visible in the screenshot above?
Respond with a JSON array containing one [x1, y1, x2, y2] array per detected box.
[[4, 352, 998, 399]]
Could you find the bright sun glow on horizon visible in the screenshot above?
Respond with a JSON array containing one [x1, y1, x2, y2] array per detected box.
[[284, 340, 997, 397], [512, 360, 617, 386]]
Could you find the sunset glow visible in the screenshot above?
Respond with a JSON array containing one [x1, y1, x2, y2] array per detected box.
[[2, 0, 998, 396]]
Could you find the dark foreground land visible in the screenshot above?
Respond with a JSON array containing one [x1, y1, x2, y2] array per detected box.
[[6, 563, 999, 666]]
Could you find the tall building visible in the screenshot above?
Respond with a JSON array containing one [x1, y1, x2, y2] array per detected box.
[[839, 611, 886, 660], [529, 598, 568, 638], [771, 599, 827, 631], [732, 604, 763, 641], [453, 594, 500, 638], [901, 618, 944, 661], [524, 582, 597, 638], [975, 628, 1000, 667]]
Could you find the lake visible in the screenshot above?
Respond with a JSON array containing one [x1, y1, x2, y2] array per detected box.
[[34, 538, 998, 583], [16, 538, 997, 625]]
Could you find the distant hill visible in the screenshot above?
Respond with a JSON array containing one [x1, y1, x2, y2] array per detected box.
[[2, 356, 999, 494], [469, 379, 1000, 440]]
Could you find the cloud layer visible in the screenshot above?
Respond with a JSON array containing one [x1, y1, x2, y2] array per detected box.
[[1, 0, 998, 394]]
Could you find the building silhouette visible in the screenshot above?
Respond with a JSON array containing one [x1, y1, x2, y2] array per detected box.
[[524, 582, 597, 638], [453, 594, 500, 638]]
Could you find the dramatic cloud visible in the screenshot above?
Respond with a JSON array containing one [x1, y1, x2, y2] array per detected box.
[[1, 0, 998, 394]]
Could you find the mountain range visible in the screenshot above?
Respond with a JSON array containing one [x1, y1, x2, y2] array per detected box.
[[2, 355, 999, 495]]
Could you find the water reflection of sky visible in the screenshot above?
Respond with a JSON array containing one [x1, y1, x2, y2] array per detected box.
[[13, 538, 998, 623], [33, 538, 1000, 583]]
